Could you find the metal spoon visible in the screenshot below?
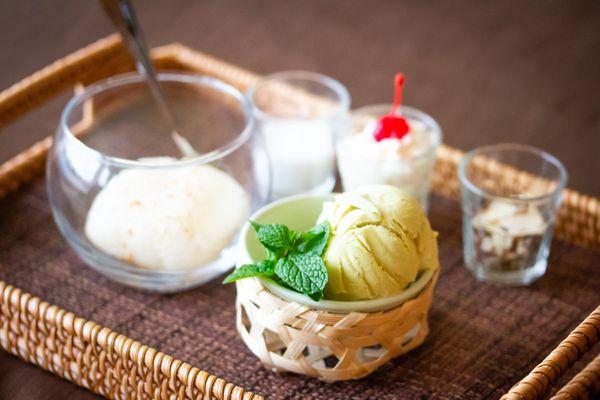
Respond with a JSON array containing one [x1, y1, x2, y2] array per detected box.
[[99, 0, 197, 157]]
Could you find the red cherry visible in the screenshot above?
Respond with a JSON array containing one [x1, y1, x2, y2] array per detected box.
[[373, 115, 410, 141], [372, 73, 411, 142]]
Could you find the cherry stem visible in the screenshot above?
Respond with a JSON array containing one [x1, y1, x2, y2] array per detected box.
[[391, 73, 404, 115]]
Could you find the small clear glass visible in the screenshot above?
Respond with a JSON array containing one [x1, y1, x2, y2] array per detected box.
[[248, 71, 350, 199], [47, 73, 270, 292], [458, 143, 567, 285], [337, 104, 441, 211]]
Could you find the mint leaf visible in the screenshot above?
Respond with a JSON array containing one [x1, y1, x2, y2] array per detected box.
[[307, 291, 324, 302], [249, 221, 263, 233], [251, 221, 292, 255], [223, 260, 275, 283], [295, 222, 330, 256], [275, 253, 328, 300], [265, 247, 278, 262]]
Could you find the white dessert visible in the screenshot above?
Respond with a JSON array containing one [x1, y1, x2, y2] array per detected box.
[[85, 161, 249, 271], [262, 120, 335, 198], [337, 119, 437, 207], [472, 200, 547, 266], [473, 201, 546, 237]]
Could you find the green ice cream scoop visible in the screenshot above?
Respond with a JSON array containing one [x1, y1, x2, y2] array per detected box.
[[318, 185, 439, 301]]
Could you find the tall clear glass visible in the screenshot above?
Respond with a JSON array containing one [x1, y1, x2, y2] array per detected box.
[[248, 71, 350, 199], [458, 143, 567, 285], [47, 73, 270, 292]]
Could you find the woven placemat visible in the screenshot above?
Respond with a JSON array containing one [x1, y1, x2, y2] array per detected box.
[[1, 175, 597, 399]]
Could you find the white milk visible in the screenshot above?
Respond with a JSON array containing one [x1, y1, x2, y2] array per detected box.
[[262, 120, 335, 198]]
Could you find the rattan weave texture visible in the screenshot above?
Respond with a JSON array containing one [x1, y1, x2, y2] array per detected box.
[[0, 35, 598, 399], [235, 271, 438, 381]]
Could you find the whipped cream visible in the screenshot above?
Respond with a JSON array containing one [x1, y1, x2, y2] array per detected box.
[[347, 119, 433, 160], [337, 117, 438, 208]]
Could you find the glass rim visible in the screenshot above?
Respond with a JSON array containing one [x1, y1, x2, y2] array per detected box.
[[247, 70, 350, 122], [349, 103, 443, 161], [59, 72, 255, 169], [457, 143, 568, 202]]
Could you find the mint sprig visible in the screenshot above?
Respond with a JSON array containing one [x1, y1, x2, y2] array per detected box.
[[224, 221, 330, 300]]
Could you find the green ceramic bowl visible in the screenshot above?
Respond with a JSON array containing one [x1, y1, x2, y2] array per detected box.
[[237, 193, 435, 313]]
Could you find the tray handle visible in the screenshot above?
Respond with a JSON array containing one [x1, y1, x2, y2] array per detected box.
[[0, 34, 132, 199], [0, 281, 264, 400], [501, 305, 600, 399]]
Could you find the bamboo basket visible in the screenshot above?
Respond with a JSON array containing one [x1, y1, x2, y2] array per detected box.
[[0, 34, 598, 399], [236, 271, 438, 382]]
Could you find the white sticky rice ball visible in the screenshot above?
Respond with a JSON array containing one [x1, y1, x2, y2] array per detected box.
[[85, 163, 249, 271]]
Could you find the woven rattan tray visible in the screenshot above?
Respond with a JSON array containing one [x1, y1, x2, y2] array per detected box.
[[0, 35, 598, 399]]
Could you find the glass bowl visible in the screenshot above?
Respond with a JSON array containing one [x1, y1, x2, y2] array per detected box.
[[47, 72, 271, 292]]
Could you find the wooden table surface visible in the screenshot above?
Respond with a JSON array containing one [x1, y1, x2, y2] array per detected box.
[[0, 1, 598, 399]]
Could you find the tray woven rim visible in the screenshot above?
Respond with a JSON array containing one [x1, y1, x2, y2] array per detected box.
[[0, 34, 598, 400]]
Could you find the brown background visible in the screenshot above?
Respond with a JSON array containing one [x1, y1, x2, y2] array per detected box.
[[0, 1, 599, 399]]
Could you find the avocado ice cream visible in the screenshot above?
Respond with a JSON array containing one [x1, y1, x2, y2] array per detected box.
[[318, 185, 439, 301]]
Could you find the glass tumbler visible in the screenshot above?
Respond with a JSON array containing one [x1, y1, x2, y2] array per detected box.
[[248, 71, 350, 199], [458, 143, 567, 285], [47, 72, 270, 292]]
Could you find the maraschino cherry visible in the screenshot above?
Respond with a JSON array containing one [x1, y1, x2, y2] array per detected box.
[[373, 73, 410, 142]]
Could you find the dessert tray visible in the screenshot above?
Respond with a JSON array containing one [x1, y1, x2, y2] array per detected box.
[[0, 35, 598, 399]]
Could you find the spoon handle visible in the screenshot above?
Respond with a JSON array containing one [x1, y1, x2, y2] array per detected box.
[[99, 0, 178, 130]]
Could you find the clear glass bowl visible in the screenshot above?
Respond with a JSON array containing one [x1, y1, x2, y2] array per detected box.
[[47, 72, 271, 292], [337, 104, 441, 211]]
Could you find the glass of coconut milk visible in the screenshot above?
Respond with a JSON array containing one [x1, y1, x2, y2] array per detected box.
[[248, 71, 350, 199]]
